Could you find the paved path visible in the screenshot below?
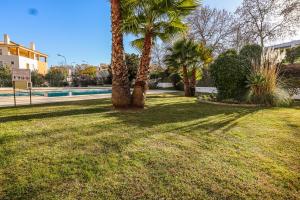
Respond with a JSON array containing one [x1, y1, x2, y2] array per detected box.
[[0, 90, 177, 108]]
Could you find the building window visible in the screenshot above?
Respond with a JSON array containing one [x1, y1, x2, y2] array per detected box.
[[0, 61, 3, 67], [26, 63, 30, 69], [11, 61, 14, 65], [0, 49, 2, 55]]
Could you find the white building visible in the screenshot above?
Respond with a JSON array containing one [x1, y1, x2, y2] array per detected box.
[[96, 64, 110, 79], [0, 34, 48, 75], [271, 40, 300, 50]]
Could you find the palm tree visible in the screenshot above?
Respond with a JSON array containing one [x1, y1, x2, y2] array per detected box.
[[191, 43, 213, 95], [123, 0, 198, 107], [164, 38, 212, 97], [110, 0, 131, 108], [164, 39, 198, 96]]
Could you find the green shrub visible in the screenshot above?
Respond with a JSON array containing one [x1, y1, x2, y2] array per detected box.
[[0, 65, 12, 87], [45, 67, 68, 87], [31, 70, 46, 87], [198, 93, 217, 102], [245, 87, 292, 107], [150, 70, 170, 81], [239, 44, 262, 64], [149, 72, 159, 80], [210, 50, 249, 100], [175, 81, 184, 91], [125, 53, 139, 82], [197, 67, 214, 87], [273, 88, 293, 107], [169, 73, 182, 90], [285, 46, 300, 64]]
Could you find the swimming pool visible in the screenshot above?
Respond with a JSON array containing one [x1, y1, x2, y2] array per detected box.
[[0, 89, 112, 97]]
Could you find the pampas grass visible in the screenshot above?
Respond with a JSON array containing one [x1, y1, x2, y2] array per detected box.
[[246, 48, 293, 106]]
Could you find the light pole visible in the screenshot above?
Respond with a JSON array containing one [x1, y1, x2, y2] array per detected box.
[[57, 54, 71, 86], [82, 60, 89, 66], [57, 54, 67, 66]]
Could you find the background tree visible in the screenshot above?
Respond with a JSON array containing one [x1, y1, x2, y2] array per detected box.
[[31, 70, 45, 87], [0, 65, 12, 87], [169, 72, 182, 90], [228, 19, 256, 52], [123, 0, 198, 107], [236, 0, 300, 48], [285, 46, 300, 64], [110, 0, 131, 108], [151, 43, 170, 68], [45, 67, 68, 87], [72, 65, 98, 87], [190, 43, 213, 95], [187, 6, 234, 54], [239, 44, 263, 64], [125, 53, 139, 83], [164, 38, 211, 97], [165, 39, 198, 96]]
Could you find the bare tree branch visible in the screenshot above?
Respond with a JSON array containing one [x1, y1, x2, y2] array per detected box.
[[236, 0, 300, 48]]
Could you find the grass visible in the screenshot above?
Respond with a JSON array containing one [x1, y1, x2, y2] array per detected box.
[[0, 94, 299, 199]]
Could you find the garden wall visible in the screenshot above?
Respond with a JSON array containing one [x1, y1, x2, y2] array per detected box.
[[196, 87, 300, 100]]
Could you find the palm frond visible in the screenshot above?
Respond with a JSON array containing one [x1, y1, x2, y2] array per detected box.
[[122, 0, 200, 42], [130, 38, 145, 51]]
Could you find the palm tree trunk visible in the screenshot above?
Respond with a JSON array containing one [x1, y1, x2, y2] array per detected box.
[[190, 67, 196, 97], [131, 31, 153, 108], [110, 0, 131, 108], [182, 66, 191, 97]]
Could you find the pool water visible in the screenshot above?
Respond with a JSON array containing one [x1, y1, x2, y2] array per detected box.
[[0, 89, 112, 97]]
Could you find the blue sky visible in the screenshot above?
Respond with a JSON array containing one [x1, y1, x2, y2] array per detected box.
[[0, 0, 248, 66]]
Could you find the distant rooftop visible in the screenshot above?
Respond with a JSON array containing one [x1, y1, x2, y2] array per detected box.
[[270, 40, 300, 49], [0, 34, 47, 57]]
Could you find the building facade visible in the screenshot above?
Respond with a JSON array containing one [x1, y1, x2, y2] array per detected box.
[[96, 64, 110, 79], [271, 40, 300, 50], [0, 34, 48, 75]]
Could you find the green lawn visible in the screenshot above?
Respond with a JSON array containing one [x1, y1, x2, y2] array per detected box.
[[0, 95, 299, 199]]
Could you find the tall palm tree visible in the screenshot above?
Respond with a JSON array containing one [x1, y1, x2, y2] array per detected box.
[[110, 0, 131, 108], [164, 38, 212, 97], [123, 0, 199, 107]]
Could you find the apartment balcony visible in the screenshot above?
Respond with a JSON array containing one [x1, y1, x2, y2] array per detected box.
[[8, 46, 47, 63]]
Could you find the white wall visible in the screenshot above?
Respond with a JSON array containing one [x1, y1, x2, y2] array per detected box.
[[196, 87, 300, 100], [196, 87, 218, 94], [0, 46, 38, 71], [0, 54, 38, 71], [157, 82, 173, 88], [18, 56, 38, 71]]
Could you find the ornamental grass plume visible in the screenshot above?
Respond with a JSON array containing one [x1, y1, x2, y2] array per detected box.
[[246, 48, 292, 106]]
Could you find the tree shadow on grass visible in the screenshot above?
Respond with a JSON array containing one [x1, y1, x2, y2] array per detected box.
[[103, 100, 260, 131], [0, 98, 112, 111], [0, 95, 259, 132], [1, 96, 298, 200], [0, 107, 109, 123], [0, 96, 261, 156], [0, 99, 112, 123]]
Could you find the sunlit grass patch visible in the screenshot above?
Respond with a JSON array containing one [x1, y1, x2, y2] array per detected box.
[[0, 95, 299, 199]]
